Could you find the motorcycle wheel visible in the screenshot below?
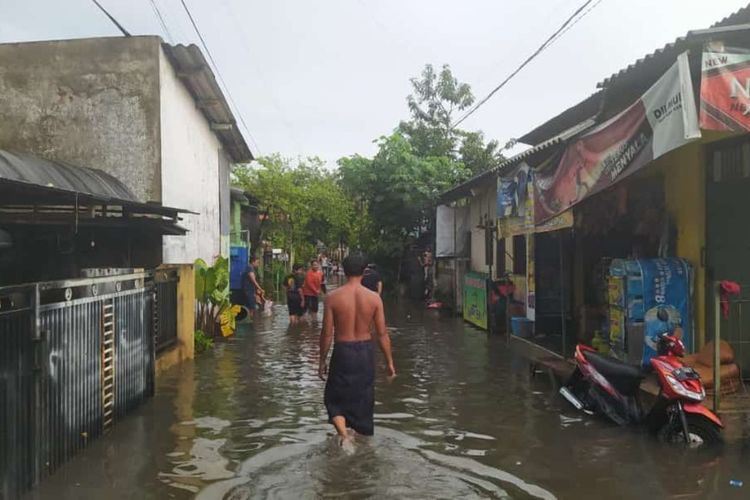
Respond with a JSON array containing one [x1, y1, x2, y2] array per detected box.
[[658, 413, 722, 448]]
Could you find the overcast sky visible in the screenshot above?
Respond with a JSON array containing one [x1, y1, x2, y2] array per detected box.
[[1, 0, 749, 164]]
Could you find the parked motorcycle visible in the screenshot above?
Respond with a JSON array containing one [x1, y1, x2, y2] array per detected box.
[[559, 333, 722, 447]]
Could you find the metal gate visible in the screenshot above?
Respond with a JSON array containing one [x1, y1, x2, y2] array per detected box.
[[154, 269, 179, 354], [0, 285, 36, 499], [0, 272, 160, 499]]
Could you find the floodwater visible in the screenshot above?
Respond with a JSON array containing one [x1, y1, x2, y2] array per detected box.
[[29, 290, 750, 499]]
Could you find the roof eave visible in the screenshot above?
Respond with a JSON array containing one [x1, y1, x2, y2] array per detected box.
[[162, 43, 254, 163]]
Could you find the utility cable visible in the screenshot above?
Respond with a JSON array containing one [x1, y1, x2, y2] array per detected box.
[[90, 0, 131, 36], [452, 0, 599, 129], [219, 0, 304, 153], [179, 0, 262, 156], [148, 0, 173, 43], [546, 0, 604, 49]]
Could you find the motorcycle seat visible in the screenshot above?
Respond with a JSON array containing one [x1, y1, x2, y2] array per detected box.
[[583, 350, 643, 396]]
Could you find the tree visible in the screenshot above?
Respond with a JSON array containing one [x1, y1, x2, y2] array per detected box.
[[398, 64, 503, 177], [232, 155, 356, 264], [399, 64, 473, 158], [338, 133, 467, 259], [458, 130, 501, 177]]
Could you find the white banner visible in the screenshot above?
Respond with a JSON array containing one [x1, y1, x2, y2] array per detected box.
[[642, 51, 701, 158], [435, 205, 470, 257]]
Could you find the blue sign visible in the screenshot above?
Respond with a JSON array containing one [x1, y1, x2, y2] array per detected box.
[[497, 177, 516, 218], [636, 258, 692, 366]]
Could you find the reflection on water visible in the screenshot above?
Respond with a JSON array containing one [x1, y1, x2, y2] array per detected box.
[[29, 296, 750, 500]]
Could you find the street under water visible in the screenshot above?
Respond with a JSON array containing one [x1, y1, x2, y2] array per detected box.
[[29, 289, 750, 499]]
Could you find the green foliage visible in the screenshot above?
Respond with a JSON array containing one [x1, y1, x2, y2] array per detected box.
[[194, 329, 214, 353], [339, 133, 466, 258], [232, 155, 357, 259], [398, 64, 503, 176], [337, 64, 504, 269], [194, 256, 238, 338], [458, 130, 501, 177], [399, 63, 474, 159]]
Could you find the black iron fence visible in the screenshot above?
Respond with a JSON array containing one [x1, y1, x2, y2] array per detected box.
[[0, 285, 36, 500], [0, 271, 172, 499], [712, 281, 750, 411], [154, 269, 179, 353]]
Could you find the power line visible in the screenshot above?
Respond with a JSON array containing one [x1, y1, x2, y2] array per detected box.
[[547, 0, 604, 49], [178, 0, 262, 156], [452, 0, 599, 129], [148, 0, 173, 43], [219, 0, 304, 153], [90, 0, 131, 36]]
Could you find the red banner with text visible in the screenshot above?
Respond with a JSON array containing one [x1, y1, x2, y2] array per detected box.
[[700, 46, 750, 131], [534, 52, 700, 223]]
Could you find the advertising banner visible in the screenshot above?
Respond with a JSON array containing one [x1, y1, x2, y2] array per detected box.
[[463, 272, 489, 329], [497, 163, 531, 219], [636, 258, 693, 367], [534, 52, 700, 223], [526, 234, 536, 321], [700, 46, 750, 131], [497, 177, 516, 218]]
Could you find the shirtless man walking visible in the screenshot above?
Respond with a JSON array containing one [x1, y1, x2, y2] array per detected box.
[[318, 253, 395, 448]]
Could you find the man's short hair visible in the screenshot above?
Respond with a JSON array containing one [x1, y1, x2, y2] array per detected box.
[[292, 263, 303, 271], [343, 253, 368, 277], [250, 255, 259, 263]]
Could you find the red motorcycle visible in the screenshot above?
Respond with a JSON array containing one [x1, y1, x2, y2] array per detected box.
[[560, 333, 722, 447]]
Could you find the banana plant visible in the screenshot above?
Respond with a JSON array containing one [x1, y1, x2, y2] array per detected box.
[[195, 256, 242, 338]]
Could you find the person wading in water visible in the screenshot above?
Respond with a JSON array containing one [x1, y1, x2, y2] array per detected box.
[[318, 253, 395, 450]]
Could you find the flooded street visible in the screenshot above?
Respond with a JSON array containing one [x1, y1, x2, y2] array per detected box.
[[30, 297, 750, 500]]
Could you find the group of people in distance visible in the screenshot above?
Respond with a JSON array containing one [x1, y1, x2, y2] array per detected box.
[[283, 259, 325, 325], [283, 256, 383, 325]]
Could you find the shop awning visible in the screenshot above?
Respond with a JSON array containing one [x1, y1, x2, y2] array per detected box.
[[0, 149, 191, 234]]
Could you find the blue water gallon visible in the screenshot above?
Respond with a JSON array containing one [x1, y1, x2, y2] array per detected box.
[[229, 246, 249, 290]]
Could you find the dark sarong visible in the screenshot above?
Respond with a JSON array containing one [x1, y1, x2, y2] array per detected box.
[[324, 340, 375, 436]]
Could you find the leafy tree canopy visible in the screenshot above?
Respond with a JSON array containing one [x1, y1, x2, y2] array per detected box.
[[233, 155, 355, 263], [338, 133, 466, 258], [398, 64, 502, 176]]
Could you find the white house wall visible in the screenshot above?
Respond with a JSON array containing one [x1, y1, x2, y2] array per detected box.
[[159, 47, 224, 264]]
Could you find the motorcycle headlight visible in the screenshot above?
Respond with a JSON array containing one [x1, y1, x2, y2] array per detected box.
[[665, 374, 705, 402]]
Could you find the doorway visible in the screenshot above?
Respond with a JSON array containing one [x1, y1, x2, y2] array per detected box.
[[706, 137, 750, 377]]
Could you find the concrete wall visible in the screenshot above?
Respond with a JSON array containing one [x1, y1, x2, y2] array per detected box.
[[219, 152, 230, 257], [0, 37, 162, 202], [159, 47, 225, 264], [659, 142, 706, 347]]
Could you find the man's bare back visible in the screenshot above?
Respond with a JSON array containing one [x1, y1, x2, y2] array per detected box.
[[324, 282, 384, 342], [319, 255, 395, 444], [319, 276, 394, 378]]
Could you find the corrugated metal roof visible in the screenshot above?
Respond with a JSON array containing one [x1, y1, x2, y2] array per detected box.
[[0, 150, 136, 200], [515, 5, 750, 149], [597, 4, 750, 89], [518, 91, 603, 146], [438, 118, 595, 203], [0, 149, 192, 218], [162, 43, 254, 163]]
